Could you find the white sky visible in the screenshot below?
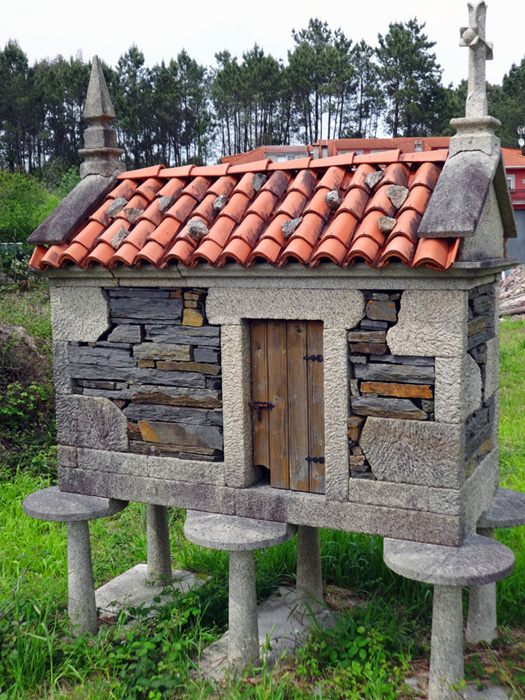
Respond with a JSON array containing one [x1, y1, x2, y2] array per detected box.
[[1, 0, 523, 88]]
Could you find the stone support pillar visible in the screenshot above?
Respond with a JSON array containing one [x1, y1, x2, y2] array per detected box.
[[146, 504, 172, 583]]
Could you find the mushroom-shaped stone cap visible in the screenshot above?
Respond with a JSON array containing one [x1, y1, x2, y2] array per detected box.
[[23, 486, 128, 522], [478, 488, 525, 529], [184, 511, 297, 551], [383, 534, 515, 586]]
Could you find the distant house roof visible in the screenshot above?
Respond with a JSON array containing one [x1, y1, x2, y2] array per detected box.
[[30, 149, 463, 273]]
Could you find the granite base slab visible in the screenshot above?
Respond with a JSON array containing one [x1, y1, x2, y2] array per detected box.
[[95, 564, 208, 620], [195, 587, 333, 681]]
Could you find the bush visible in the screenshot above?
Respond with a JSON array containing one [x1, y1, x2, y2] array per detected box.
[[0, 170, 59, 244]]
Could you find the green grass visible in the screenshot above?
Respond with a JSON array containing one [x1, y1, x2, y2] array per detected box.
[[0, 294, 524, 698]]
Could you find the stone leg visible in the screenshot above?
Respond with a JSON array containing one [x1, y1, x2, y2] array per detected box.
[[67, 520, 98, 636], [228, 550, 260, 667], [466, 526, 497, 644], [296, 525, 323, 613], [428, 585, 464, 700], [146, 504, 172, 583]]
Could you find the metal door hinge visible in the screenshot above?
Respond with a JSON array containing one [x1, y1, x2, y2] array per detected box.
[[249, 401, 274, 421], [305, 456, 325, 464], [303, 354, 323, 362]]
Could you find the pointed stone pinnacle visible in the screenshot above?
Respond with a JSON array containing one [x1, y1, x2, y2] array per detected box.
[[83, 56, 116, 121], [79, 56, 124, 178]]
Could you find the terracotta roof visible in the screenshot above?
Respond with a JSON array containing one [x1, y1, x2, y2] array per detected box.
[[30, 150, 461, 272], [501, 147, 525, 167]]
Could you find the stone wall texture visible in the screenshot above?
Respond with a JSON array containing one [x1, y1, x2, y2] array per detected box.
[[67, 287, 223, 461]]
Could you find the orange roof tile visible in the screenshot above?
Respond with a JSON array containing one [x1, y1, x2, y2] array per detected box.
[[31, 152, 460, 273]]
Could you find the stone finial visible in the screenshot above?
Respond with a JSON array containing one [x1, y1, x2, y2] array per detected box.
[[460, 1, 493, 119], [78, 56, 125, 178]]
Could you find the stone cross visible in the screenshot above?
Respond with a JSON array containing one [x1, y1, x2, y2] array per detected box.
[[460, 1, 494, 118]]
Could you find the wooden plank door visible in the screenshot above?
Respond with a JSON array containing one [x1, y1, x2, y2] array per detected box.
[[250, 320, 325, 494]]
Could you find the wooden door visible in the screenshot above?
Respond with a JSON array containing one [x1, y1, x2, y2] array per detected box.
[[250, 320, 325, 494]]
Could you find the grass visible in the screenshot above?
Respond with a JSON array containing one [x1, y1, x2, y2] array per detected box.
[[0, 291, 524, 698]]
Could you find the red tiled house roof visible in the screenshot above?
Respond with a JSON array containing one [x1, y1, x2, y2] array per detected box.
[[30, 149, 461, 273]]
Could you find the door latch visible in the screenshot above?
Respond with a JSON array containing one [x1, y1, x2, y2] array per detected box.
[[249, 401, 274, 421]]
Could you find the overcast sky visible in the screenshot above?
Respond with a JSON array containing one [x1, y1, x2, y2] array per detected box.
[[1, 0, 523, 88]]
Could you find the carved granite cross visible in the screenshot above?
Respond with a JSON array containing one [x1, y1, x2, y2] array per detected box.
[[460, 1, 494, 118]]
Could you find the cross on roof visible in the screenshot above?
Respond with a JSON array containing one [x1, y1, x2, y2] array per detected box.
[[460, 1, 494, 118]]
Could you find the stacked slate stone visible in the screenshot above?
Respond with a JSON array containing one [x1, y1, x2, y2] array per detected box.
[[465, 283, 498, 477], [347, 291, 436, 479], [68, 287, 223, 461]]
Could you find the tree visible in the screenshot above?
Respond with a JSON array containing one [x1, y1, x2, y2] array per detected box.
[[0, 41, 32, 171], [113, 46, 153, 167], [345, 41, 383, 138], [489, 57, 525, 148], [376, 19, 445, 137]]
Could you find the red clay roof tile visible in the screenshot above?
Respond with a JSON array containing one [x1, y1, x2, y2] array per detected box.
[[148, 217, 181, 247], [381, 162, 410, 187], [86, 241, 116, 267], [124, 220, 156, 249], [399, 185, 432, 215], [246, 190, 278, 220], [157, 177, 186, 198], [165, 238, 196, 266], [107, 179, 138, 200], [379, 235, 416, 266], [29, 246, 47, 270], [289, 170, 317, 197], [59, 241, 90, 266], [208, 175, 237, 198], [221, 192, 251, 224], [386, 210, 422, 244], [135, 177, 164, 202], [275, 191, 307, 218], [40, 244, 68, 269], [249, 236, 283, 265], [320, 211, 358, 246], [363, 186, 396, 217], [166, 194, 198, 224], [31, 151, 460, 273], [311, 236, 347, 265], [280, 236, 314, 265], [98, 219, 131, 247], [74, 220, 105, 249], [409, 162, 441, 190], [338, 188, 368, 219], [117, 165, 165, 180], [412, 238, 451, 269], [347, 164, 376, 192], [112, 242, 141, 266], [135, 240, 166, 267]]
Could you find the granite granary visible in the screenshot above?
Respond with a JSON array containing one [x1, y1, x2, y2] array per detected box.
[[22, 5, 525, 695], [27, 49, 518, 550]]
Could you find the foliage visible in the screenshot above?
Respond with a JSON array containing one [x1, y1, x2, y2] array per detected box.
[[4, 22, 524, 169], [0, 170, 59, 243], [488, 57, 525, 148], [376, 19, 447, 137], [0, 288, 55, 478]]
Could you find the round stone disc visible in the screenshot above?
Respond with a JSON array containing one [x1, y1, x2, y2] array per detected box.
[[23, 486, 128, 522], [478, 488, 525, 529], [384, 533, 515, 586], [184, 511, 297, 551]]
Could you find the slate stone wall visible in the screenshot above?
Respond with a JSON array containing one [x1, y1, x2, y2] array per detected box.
[[464, 282, 498, 477], [347, 291, 436, 479], [68, 287, 223, 461]]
